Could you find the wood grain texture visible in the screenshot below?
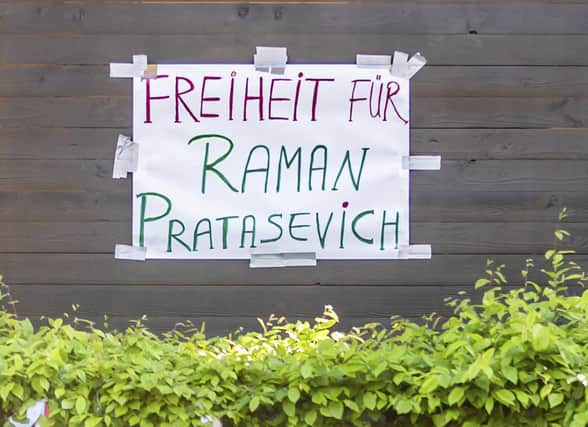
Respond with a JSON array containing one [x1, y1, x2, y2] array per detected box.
[[4, 65, 588, 98], [3, 128, 588, 160], [3, 253, 584, 286], [2, 34, 588, 65], [0, 222, 585, 254], [1, 3, 587, 34], [1, 97, 587, 128], [8, 284, 468, 317]]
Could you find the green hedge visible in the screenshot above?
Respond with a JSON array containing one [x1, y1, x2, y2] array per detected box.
[[2, 223, 588, 426]]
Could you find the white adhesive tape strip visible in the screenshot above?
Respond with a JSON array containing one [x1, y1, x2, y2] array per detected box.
[[254, 46, 288, 73], [115, 244, 147, 261], [398, 244, 432, 259], [250, 252, 316, 268], [110, 54, 157, 78], [402, 155, 441, 170], [356, 54, 391, 67], [112, 134, 139, 179], [391, 51, 427, 80]]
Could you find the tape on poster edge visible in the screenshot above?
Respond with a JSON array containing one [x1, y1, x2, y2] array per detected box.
[[250, 252, 317, 268], [112, 134, 139, 179], [398, 244, 432, 260], [110, 54, 158, 79], [115, 244, 147, 261], [253, 46, 288, 74], [356, 54, 391, 67], [402, 155, 441, 170], [391, 51, 427, 80]]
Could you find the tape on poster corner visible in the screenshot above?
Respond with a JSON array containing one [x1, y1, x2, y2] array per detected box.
[[253, 46, 288, 74], [401, 155, 441, 170], [112, 134, 138, 179], [9, 399, 48, 427], [115, 244, 147, 261], [250, 252, 317, 268], [356, 54, 391, 67], [398, 245, 432, 260], [110, 54, 157, 79], [143, 63, 158, 79], [390, 51, 427, 80]]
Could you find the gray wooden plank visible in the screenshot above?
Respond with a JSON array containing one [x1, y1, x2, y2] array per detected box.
[[0, 128, 128, 160], [410, 129, 588, 160], [3, 128, 588, 161], [414, 66, 588, 98], [11, 284, 584, 322], [411, 191, 588, 223], [0, 160, 126, 193], [0, 97, 130, 128], [1, 34, 587, 65], [3, 253, 583, 286], [1, 3, 587, 35], [0, 222, 585, 254], [1, 96, 587, 128], [1, 160, 586, 193], [1, 189, 585, 223], [412, 97, 588, 128], [0, 191, 130, 221], [5, 65, 588, 98], [8, 284, 467, 318]]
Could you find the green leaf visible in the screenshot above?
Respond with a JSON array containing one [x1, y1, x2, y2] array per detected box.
[[320, 401, 343, 419], [61, 399, 75, 410], [514, 390, 530, 407], [249, 396, 260, 412], [39, 377, 50, 392], [531, 324, 552, 352], [300, 363, 313, 378], [344, 399, 360, 413], [448, 386, 465, 406], [395, 397, 413, 414], [282, 400, 295, 417], [363, 392, 376, 410], [75, 396, 87, 415], [419, 375, 440, 394], [84, 417, 101, 427], [484, 397, 494, 414], [288, 387, 300, 403], [540, 384, 554, 399], [475, 278, 490, 289], [0, 384, 13, 401], [548, 392, 564, 408], [494, 389, 515, 406], [304, 409, 317, 425], [11, 384, 24, 400], [502, 365, 518, 384], [311, 392, 326, 406]]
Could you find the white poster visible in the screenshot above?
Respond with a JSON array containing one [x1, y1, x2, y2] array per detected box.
[[131, 64, 413, 259]]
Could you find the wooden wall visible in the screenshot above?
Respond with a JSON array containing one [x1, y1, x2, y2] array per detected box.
[[1, 0, 587, 335]]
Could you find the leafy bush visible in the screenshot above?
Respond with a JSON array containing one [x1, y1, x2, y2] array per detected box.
[[1, 217, 588, 426]]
